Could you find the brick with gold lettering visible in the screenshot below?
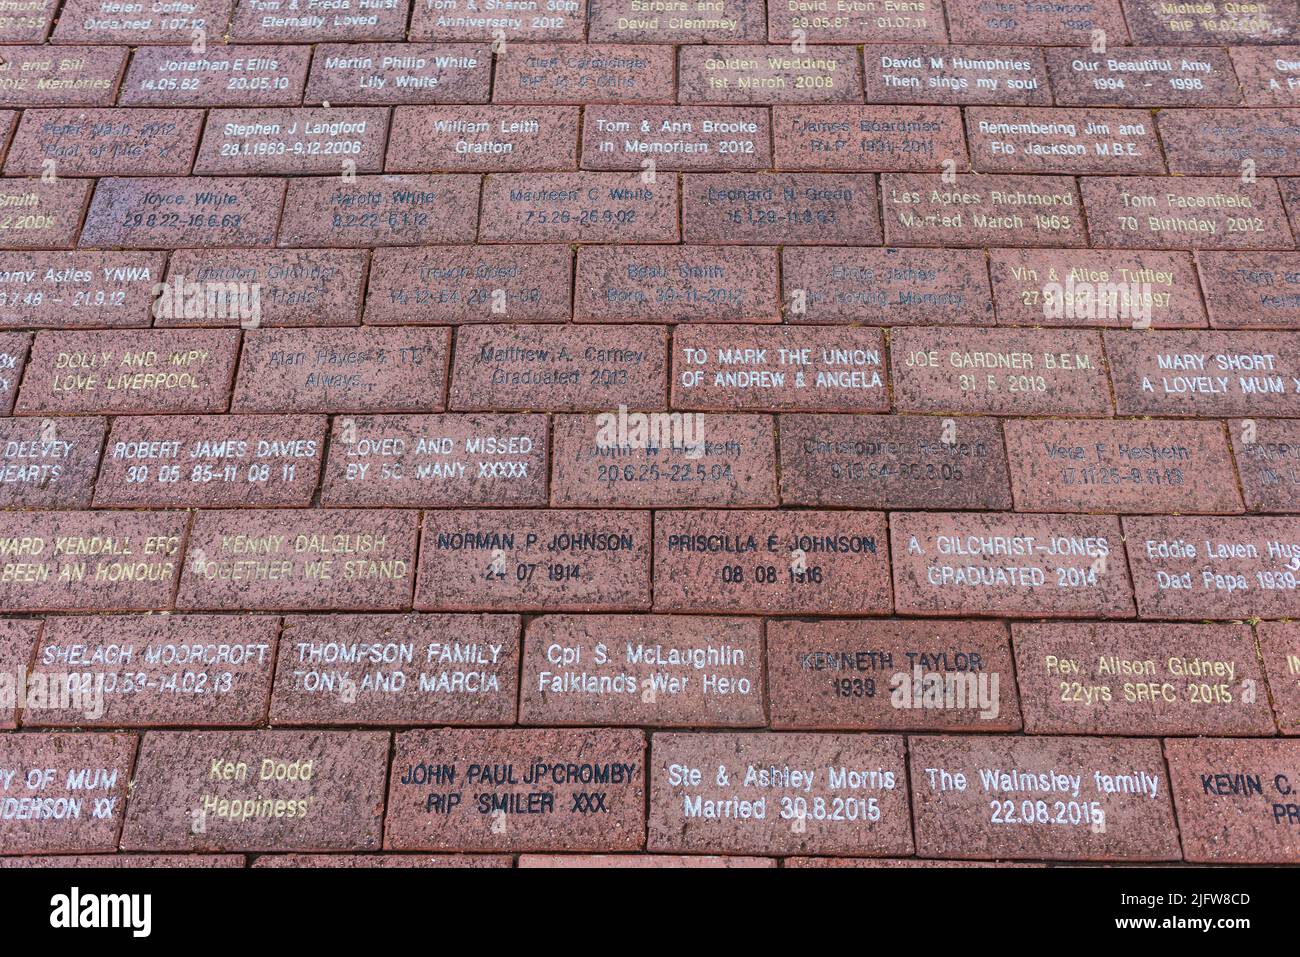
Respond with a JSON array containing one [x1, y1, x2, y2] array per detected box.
[[1120, 0, 1296, 45], [176, 509, 419, 612], [890, 326, 1112, 415], [15, 329, 239, 415], [1012, 621, 1274, 735], [683, 172, 881, 245], [121, 730, 390, 851], [678, 44, 863, 104], [492, 43, 675, 104], [0, 510, 185, 612], [1258, 621, 1300, 734]]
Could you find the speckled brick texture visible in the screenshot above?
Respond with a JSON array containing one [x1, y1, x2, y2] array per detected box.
[[0, 0, 1298, 870]]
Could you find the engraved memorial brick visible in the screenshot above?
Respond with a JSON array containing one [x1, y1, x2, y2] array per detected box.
[[582, 106, 772, 171], [890, 511, 1135, 617], [1165, 737, 1300, 863], [0, 510, 185, 612], [269, 613, 520, 726], [305, 43, 492, 105], [1045, 45, 1242, 107], [386, 728, 645, 852], [575, 245, 778, 324], [781, 247, 993, 325], [0, 251, 166, 329], [232, 327, 449, 414], [1122, 514, 1300, 619], [160, 249, 369, 328], [550, 411, 777, 507], [683, 172, 882, 245], [767, 618, 1021, 731], [519, 614, 766, 727], [1003, 418, 1243, 513], [118, 45, 311, 107], [0, 45, 127, 108], [493, 43, 676, 104], [648, 732, 913, 856], [5, 108, 203, 176], [16, 328, 239, 415], [1230, 417, 1300, 512], [480, 172, 679, 243], [989, 249, 1206, 329], [277, 175, 480, 248], [415, 509, 653, 612], [778, 414, 1012, 509], [176, 509, 419, 612], [121, 730, 390, 851], [79, 176, 284, 249], [0, 414, 104, 508], [773, 105, 966, 172], [678, 44, 864, 104], [94, 414, 326, 508], [366, 246, 571, 324], [449, 324, 667, 411], [881, 173, 1086, 247], [909, 735, 1179, 861], [1103, 329, 1300, 416], [319, 413, 548, 507], [387, 106, 578, 172], [653, 509, 892, 614], [672, 325, 888, 412], [194, 107, 390, 175], [0, 732, 134, 853], [890, 327, 1112, 416], [1012, 621, 1274, 735], [965, 107, 1163, 174], [29, 614, 278, 727], [862, 45, 1051, 106]]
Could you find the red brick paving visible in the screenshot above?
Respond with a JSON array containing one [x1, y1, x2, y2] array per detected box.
[[0, 1, 1298, 868]]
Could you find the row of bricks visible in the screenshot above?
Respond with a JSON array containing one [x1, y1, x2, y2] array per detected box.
[[1, 40, 1298, 110], [1, 245, 1297, 330], [3, 172, 1300, 251], [6, 0, 1293, 48], [0, 727, 1294, 863], [0, 507, 1299, 619], [1, 105, 1299, 178], [5, 325, 1300, 419], [2, 613, 1299, 735], [0, 411, 1293, 513]]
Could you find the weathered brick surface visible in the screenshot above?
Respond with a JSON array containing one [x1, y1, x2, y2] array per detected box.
[[1, 6, 1295, 870]]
